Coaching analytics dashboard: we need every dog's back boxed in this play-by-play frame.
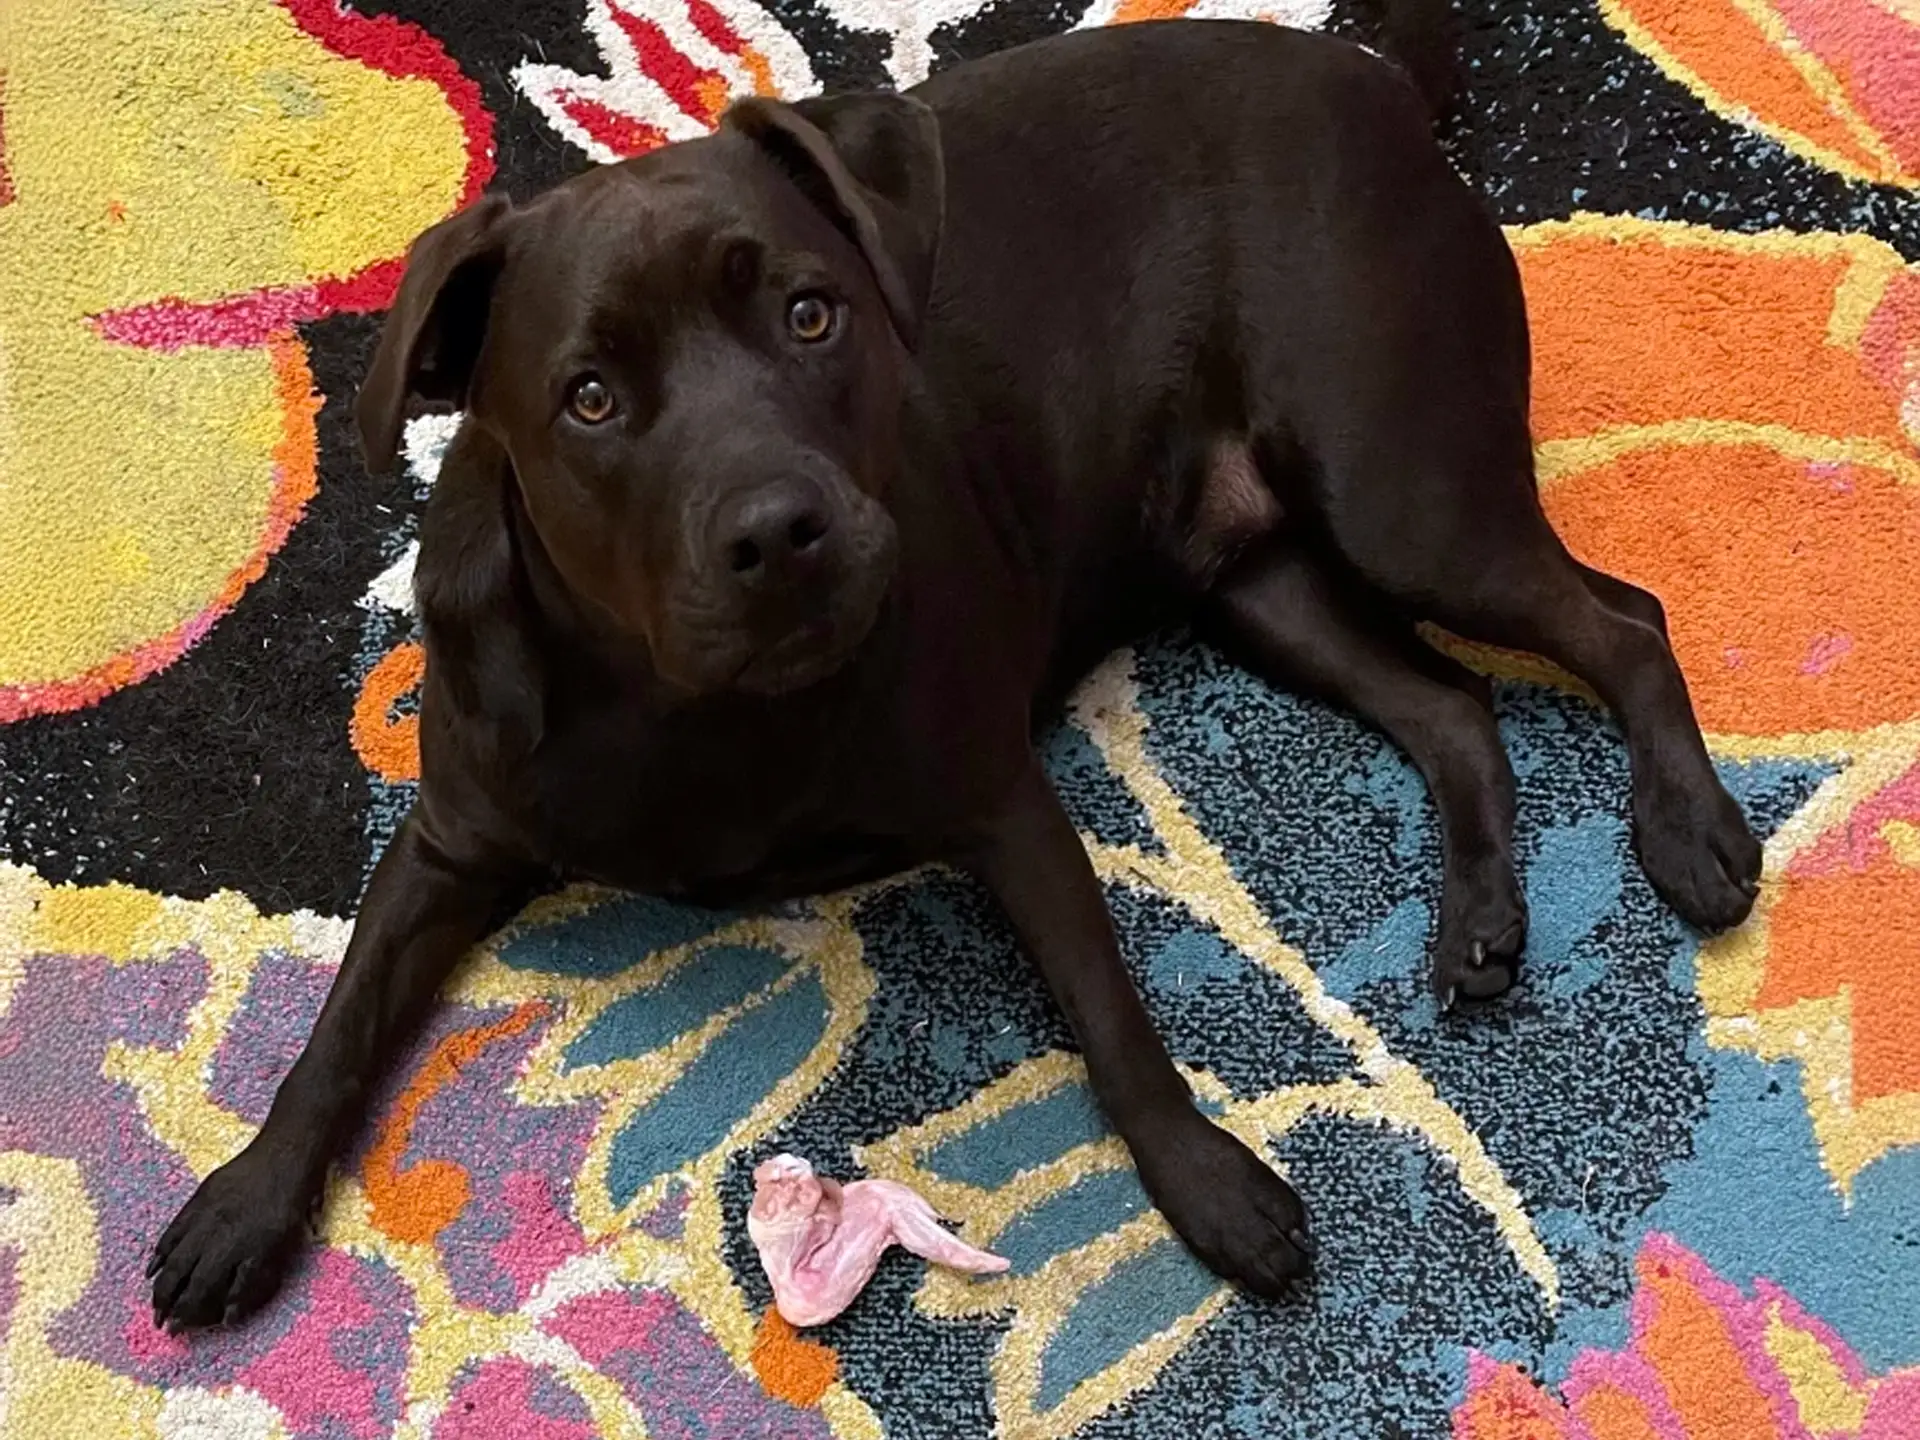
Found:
[901,21,1513,690]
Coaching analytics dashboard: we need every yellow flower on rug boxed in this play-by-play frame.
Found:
[0,0,486,722]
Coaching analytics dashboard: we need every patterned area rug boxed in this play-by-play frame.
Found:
[3,0,1920,1435]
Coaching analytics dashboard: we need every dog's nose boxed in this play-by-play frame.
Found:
[717,482,834,587]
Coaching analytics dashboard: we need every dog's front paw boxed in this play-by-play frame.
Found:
[148,1151,310,1331]
[1634,773,1762,933]
[1433,869,1528,1009]
[1141,1117,1312,1299]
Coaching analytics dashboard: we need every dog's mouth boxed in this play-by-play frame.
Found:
[729,505,897,696]
[732,598,882,696]
[653,501,898,698]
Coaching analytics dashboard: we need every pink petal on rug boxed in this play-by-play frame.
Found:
[236,1251,385,1439]
[433,1358,598,1440]
[493,1171,588,1303]
[1863,1371,1920,1440]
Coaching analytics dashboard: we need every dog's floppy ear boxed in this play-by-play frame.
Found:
[413,423,545,751]
[357,193,513,475]
[724,92,945,348]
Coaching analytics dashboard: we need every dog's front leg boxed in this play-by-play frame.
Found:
[148,811,522,1330]
[960,760,1313,1298]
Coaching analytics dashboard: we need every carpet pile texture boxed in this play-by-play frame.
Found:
[2,0,1919,1435]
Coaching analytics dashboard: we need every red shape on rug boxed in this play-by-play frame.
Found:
[609,5,730,123]
[0,73,15,208]
[86,0,495,351]
[560,93,672,157]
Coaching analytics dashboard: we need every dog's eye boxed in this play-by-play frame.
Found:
[568,375,615,424]
[787,293,837,344]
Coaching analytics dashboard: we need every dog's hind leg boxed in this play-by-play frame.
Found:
[1574,559,1669,638]
[1203,539,1525,1004]
[1312,419,1761,934]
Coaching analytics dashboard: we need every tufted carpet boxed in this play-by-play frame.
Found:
[4,0,1920,1435]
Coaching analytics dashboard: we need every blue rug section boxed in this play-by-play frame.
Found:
[609,970,831,1208]
[1648,1049,1920,1377]
[995,1170,1155,1277]
[500,894,738,977]
[563,946,792,1071]
[1038,1240,1224,1411]
[688,637,1834,1440]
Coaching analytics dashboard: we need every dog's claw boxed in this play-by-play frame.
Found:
[1469,940,1487,967]
[1442,985,1458,1011]
[1286,1226,1316,1261]
[148,1155,307,1331]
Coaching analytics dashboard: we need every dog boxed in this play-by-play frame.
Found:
[149,12,1762,1330]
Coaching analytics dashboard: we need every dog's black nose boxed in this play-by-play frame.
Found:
[717,482,833,586]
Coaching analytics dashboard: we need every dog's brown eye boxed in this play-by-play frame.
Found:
[568,376,614,423]
[787,294,836,344]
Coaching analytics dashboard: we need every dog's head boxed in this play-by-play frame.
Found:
[357,93,944,698]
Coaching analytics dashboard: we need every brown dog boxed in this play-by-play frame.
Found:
[150,14,1760,1330]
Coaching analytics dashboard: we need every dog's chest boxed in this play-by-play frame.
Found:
[506,703,918,904]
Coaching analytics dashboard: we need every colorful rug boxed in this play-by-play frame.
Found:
[3,0,1920,1435]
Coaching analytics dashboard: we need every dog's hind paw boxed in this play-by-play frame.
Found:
[1634,775,1762,934]
[1432,874,1526,1008]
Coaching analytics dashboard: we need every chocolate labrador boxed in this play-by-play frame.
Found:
[150,12,1761,1329]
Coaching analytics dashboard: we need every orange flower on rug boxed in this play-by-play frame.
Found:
[1514,215,1920,742]
[1597,0,1920,186]
[1454,1235,1920,1439]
